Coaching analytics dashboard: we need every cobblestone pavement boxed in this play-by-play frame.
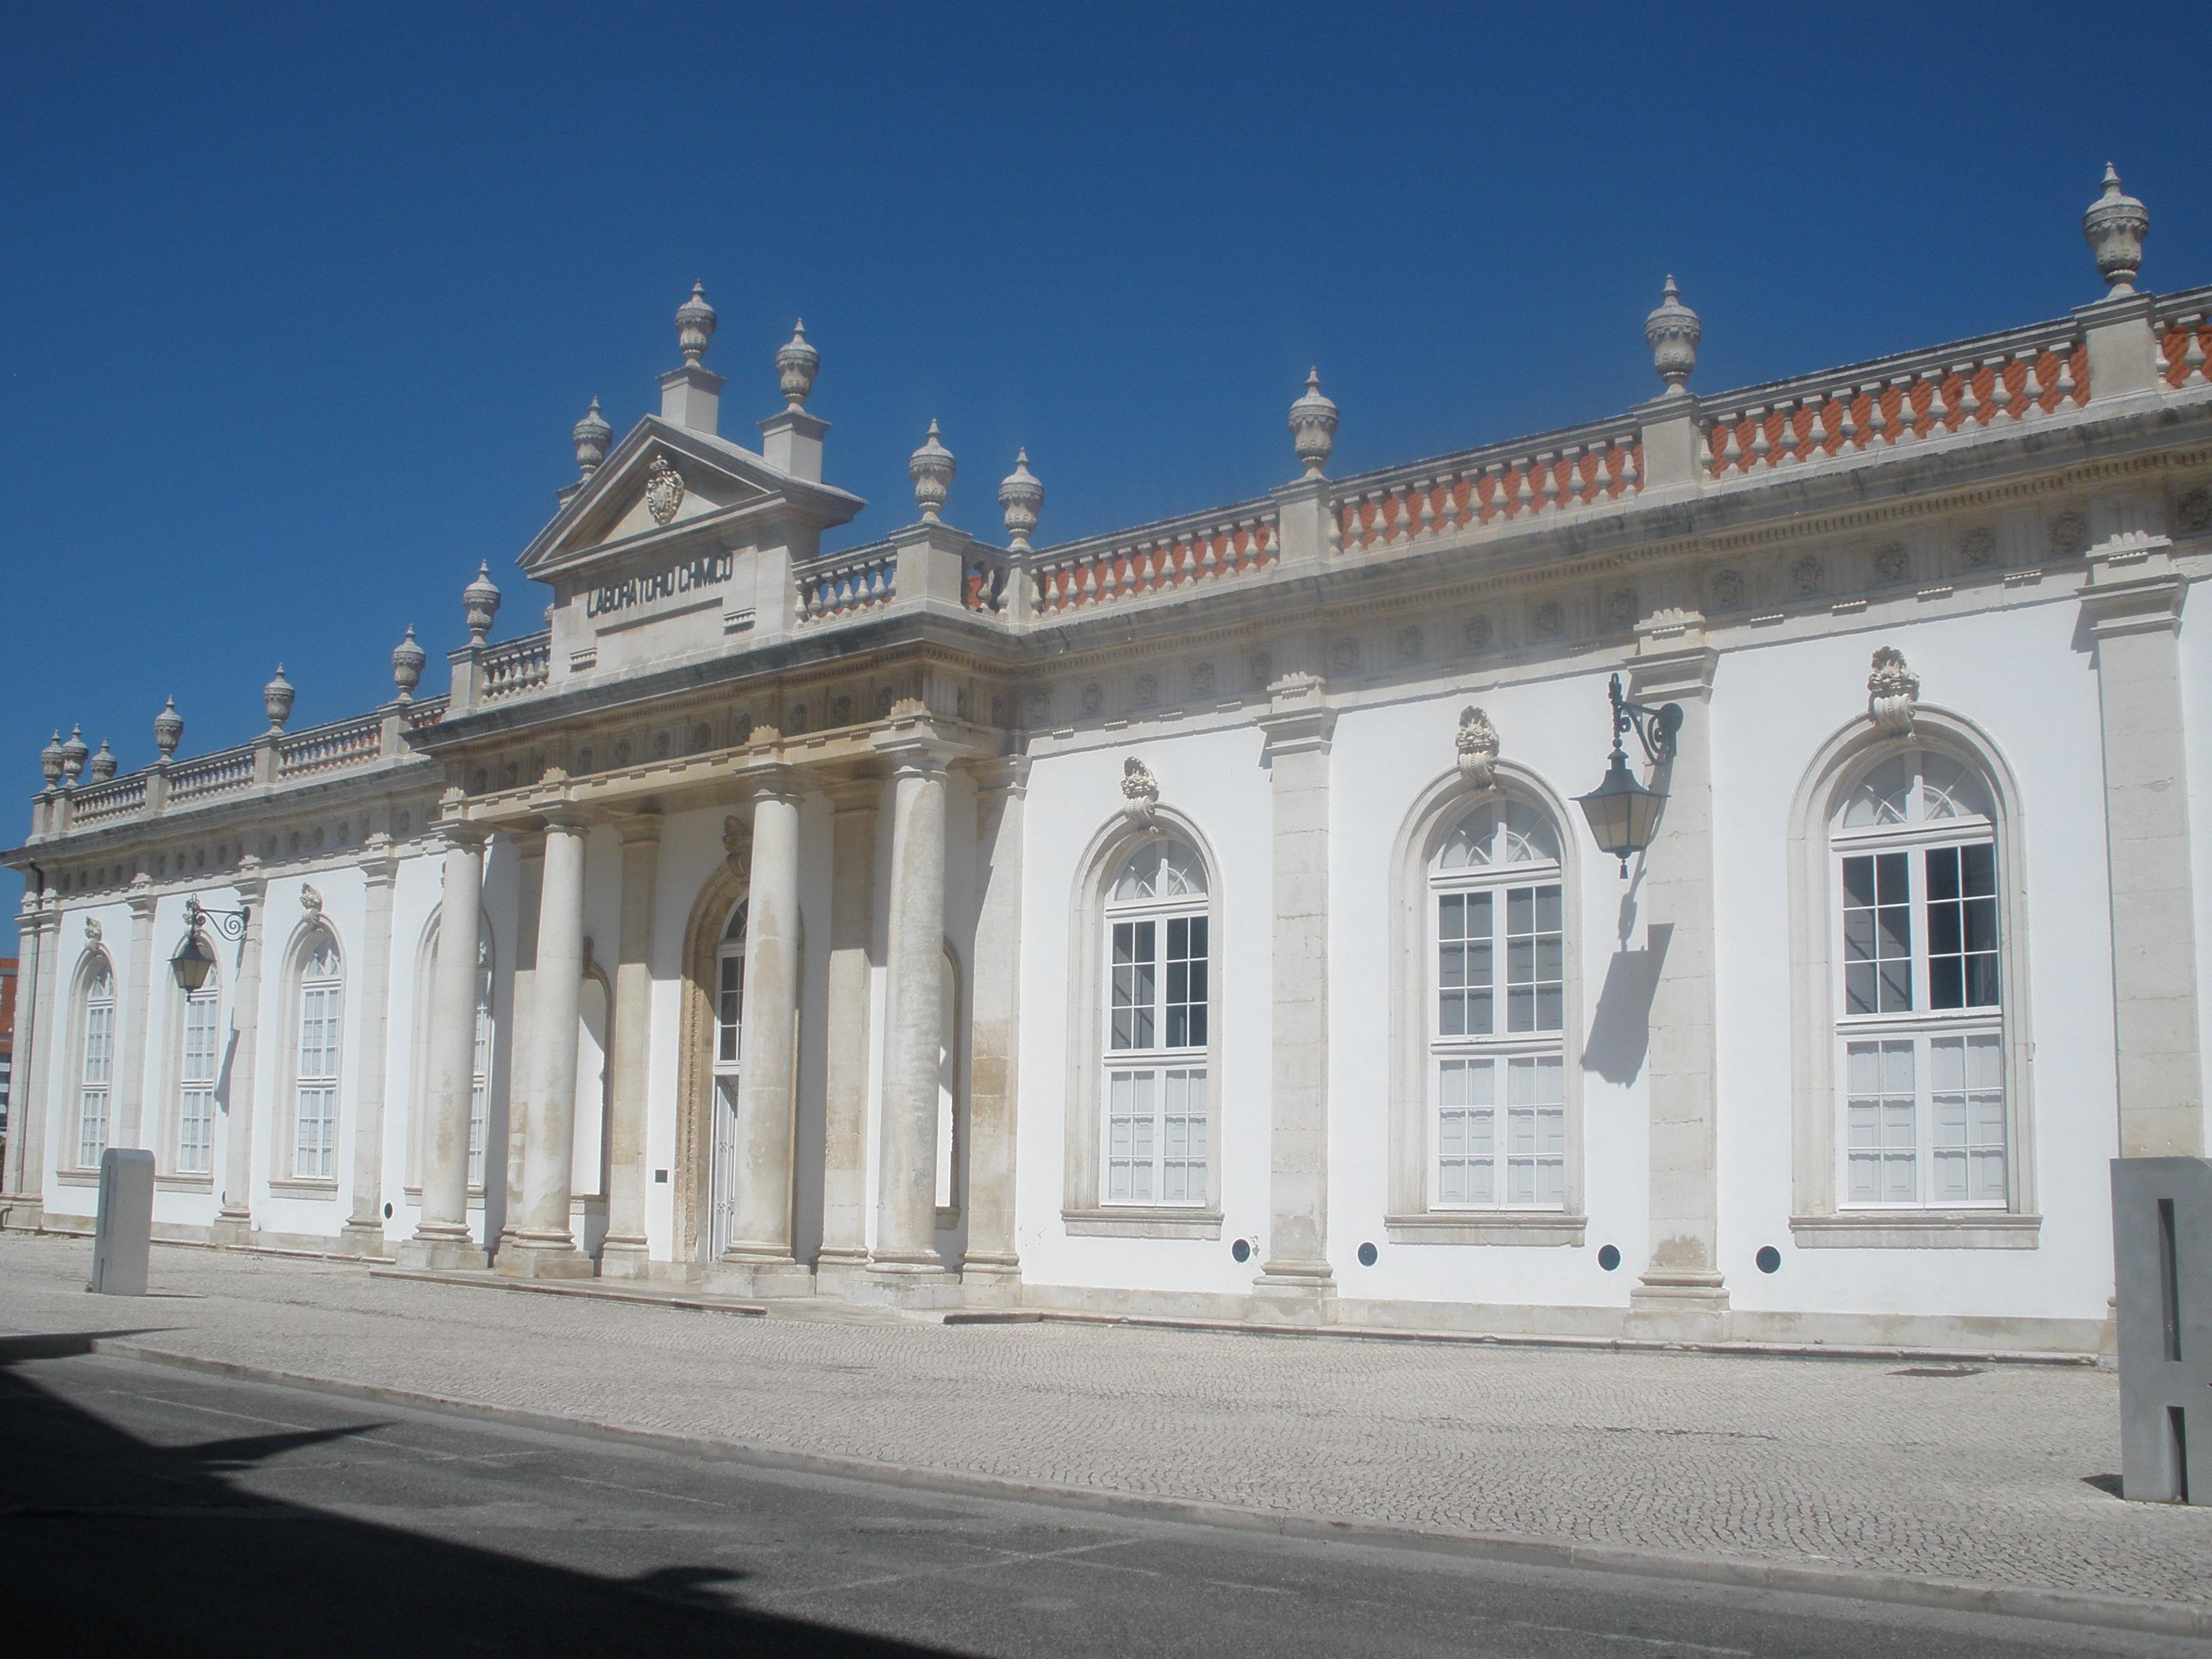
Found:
[4,1235,2206,1611]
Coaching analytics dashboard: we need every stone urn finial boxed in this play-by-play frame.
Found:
[40,730,65,786]
[89,739,117,782]
[1289,367,1338,477]
[999,448,1043,552]
[1867,646,1921,736]
[776,319,820,410]
[675,281,717,365]
[571,397,611,478]
[1645,276,1701,396]
[1120,756,1160,825]
[263,665,295,731]
[154,696,183,760]
[464,560,502,644]
[392,626,426,701]
[59,724,89,784]
[2083,164,2148,295]
[909,419,956,522]
[1456,706,1500,792]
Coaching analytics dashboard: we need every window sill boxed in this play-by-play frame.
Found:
[1789,1212,2041,1249]
[266,1177,342,1200]
[53,1168,100,1189]
[1384,1212,1586,1247]
[1063,1206,1222,1240]
[156,1174,214,1193]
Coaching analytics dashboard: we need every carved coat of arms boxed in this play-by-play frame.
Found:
[644,455,685,525]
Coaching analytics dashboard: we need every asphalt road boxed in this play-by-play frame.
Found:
[0,1332,2196,1659]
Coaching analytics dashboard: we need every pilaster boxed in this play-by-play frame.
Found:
[1252,674,1337,1324]
[962,756,1029,1303]
[0,895,54,1230]
[340,834,400,1255]
[210,858,268,1249]
[598,811,661,1279]
[1623,626,1729,1338]
[117,877,158,1151]
[2081,544,2203,1156]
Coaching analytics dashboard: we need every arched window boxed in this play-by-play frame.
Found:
[176,951,220,1176]
[1830,749,2004,1209]
[1429,800,1565,1210]
[293,930,344,1180]
[708,903,746,1258]
[465,935,494,1189]
[1102,839,1209,1204]
[77,958,117,1168]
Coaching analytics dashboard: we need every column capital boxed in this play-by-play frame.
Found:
[1256,673,1335,754]
[125,874,159,921]
[737,760,811,806]
[533,802,588,837]
[877,737,958,780]
[1627,639,1719,704]
[614,808,664,846]
[357,831,399,885]
[825,775,884,814]
[966,754,1031,798]
[2081,567,2187,640]
[230,854,269,904]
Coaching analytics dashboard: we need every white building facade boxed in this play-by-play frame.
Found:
[5,172,2208,1353]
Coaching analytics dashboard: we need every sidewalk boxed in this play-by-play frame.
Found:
[3,1234,2205,1631]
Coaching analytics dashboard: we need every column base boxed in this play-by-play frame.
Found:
[596,1236,654,1281]
[958,1252,1025,1307]
[0,1197,45,1234]
[704,1254,815,1298]
[1626,1269,1731,1341]
[396,1226,489,1272]
[209,1209,255,1250]
[335,1219,392,1258]
[812,1246,871,1298]
[494,1231,594,1279]
[855,1255,964,1311]
[1250,1261,1336,1326]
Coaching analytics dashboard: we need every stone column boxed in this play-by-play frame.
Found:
[340,834,399,1254]
[962,758,1028,1303]
[817,779,879,1292]
[118,878,158,1151]
[210,857,269,1248]
[721,773,809,1292]
[501,810,592,1278]
[499,834,544,1244]
[399,826,489,1271]
[599,813,659,1279]
[1,894,52,1229]
[1253,676,1336,1322]
[1625,634,1729,1338]
[867,749,956,1304]
[2082,556,2203,1156]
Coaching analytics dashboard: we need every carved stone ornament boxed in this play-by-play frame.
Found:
[391,626,426,700]
[644,454,685,526]
[675,281,717,366]
[2083,164,2148,295]
[464,562,502,643]
[571,397,612,478]
[1120,757,1160,824]
[775,320,819,410]
[1875,542,1909,582]
[85,917,102,945]
[1288,368,1338,476]
[60,724,89,783]
[2049,510,2091,558]
[89,739,117,782]
[909,421,955,522]
[998,447,1043,551]
[301,883,324,916]
[263,665,295,731]
[40,731,65,785]
[1645,276,1701,395]
[1959,527,1996,569]
[721,815,752,872]
[1455,706,1501,792]
[1867,646,1921,736]
[154,697,184,758]
[2177,488,2212,535]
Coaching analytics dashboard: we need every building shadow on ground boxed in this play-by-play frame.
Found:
[0,1332,962,1658]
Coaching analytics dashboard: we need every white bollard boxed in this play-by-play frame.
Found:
[89,1148,155,1296]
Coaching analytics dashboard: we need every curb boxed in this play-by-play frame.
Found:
[87,1336,2207,1643]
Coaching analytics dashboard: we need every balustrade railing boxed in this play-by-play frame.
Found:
[278,712,383,779]
[167,746,256,804]
[1335,425,1643,553]
[70,773,149,825]
[2156,285,2212,390]
[1700,325,2088,479]
[480,631,551,701]
[798,543,897,621]
[1028,507,1278,614]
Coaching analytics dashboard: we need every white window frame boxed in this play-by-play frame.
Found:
[176,977,220,1177]
[291,934,344,1182]
[76,960,116,1169]
[708,903,745,1261]
[466,936,494,1190]
[1101,844,1210,1207]
[1427,805,1568,1213]
[1830,757,2005,1213]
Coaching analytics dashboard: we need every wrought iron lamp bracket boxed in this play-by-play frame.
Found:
[1605,673,1682,766]
[184,895,249,941]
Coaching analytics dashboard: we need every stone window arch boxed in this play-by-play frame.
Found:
[1787,712,2039,1248]
[279,923,345,1184]
[1062,813,1223,1237]
[674,844,752,1267]
[67,947,117,1172]
[1387,766,1586,1246]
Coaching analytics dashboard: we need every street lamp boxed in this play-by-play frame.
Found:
[1575,673,1683,877]
[171,897,248,991]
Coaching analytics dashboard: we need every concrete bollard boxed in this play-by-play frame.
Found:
[89,1147,156,1296]
[2111,1157,2211,1502]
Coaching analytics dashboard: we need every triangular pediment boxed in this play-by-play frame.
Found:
[519,416,861,578]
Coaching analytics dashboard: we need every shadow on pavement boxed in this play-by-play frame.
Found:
[0,1332,964,1657]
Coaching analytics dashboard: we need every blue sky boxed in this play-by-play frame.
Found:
[4,1,2207,946]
